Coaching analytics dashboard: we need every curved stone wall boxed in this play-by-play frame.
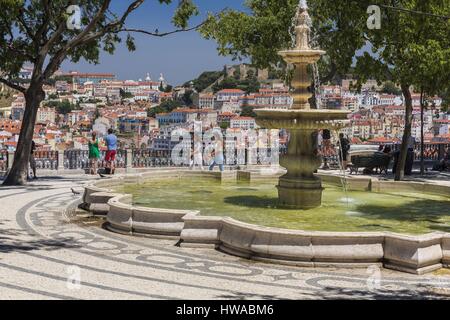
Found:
[81,168,450,275]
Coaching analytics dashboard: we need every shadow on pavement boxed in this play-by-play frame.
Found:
[0,237,81,254]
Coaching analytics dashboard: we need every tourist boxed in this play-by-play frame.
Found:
[442,148,450,171]
[209,139,224,172]
[321,129,332,169]
[29,140,37,180]
[405,135,416,175]
[393,136,416,175]
[88,132,100,175]
[338,133,350,170]
[104,128,118,175]
[433,147,449,172]
[190,142,204,170]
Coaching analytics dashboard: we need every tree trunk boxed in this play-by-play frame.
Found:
[2,84,45,185]
[395,84,413,181]
[420,91,425,176]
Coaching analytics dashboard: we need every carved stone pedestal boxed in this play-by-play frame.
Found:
[277,129,322,209]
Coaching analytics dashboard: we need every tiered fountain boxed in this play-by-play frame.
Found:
[255,0,350,209]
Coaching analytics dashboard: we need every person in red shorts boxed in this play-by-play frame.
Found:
[104,128,118,175]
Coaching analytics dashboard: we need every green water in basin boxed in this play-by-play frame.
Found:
[115,178,450,235]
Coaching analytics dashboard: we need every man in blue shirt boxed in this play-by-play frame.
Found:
[104,129,118,174]
[209,139,224,172]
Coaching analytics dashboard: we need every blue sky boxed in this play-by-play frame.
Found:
[62,0,247,86]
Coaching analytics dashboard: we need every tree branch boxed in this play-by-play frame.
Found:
[0,78,26,93]
[42,0,112,79]
[16,9,36,42]
[35,0,52,45]
[7,45,35,62]
[118,21,208,37]
[320,61,337,84]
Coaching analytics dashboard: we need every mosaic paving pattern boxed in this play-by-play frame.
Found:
[1,176,450,299]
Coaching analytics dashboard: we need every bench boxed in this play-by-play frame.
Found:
[349,152,392,175]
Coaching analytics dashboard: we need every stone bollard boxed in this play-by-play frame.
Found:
[57,150,65,172]
[7,151,14,169]
[126,149,133,173]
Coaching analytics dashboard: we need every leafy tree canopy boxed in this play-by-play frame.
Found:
[213,74,261,94]
[240,105,257,118]
[147,99,182,117]
[381,81,402,95]
[44,99,79,114]
[200,0,450,88]
[184,70,224,92]
[201,0,450,181]
[0,0,205,92]
[182,89,194,106]
[0,0,211,185]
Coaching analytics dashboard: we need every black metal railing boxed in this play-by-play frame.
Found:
[376,143,449,161]
[64,149,127,170]
[132,149,173,167]
[2,143,448,172]
[34,151,58,170]
[0,150,8,172]
[318,143,449,170]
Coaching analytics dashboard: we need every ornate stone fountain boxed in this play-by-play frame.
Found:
[255,0,350,209]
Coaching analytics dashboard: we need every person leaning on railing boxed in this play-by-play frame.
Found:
[88,132,100,175]
[28,140,37,180]
[433,147,450,172]
[338,133,351,170]
[104,128,118,175]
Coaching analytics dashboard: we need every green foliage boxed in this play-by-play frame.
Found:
[233,68,241,80]
[44,100,78,115]
[54,75,74,83]
[201,0,450,181]
[0,87,15,109]
[0,0,200,85]
[406,40,450,102]
[240,105,257,118]
[164,84,173,93]
[184,71,224,92]
[200,0,298,69]
[94,108,101,119]
[182,89,194,106]
[120,89,134,99]
[213,77,238,92]
[201,0,450,90]
[381,81,402,95]
[47,93,59,100]
[147,100,182,118]
[440,88,450,112]
[213,75,260,94]
[171,0,199,29]
[219,121,229,130]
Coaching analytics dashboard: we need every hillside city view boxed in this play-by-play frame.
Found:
[1,64,448,170]
[0,0,449,308]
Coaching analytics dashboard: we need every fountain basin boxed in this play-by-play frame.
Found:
[81,169,450,274]
[113,175,450,234]
[278,49,325,64]
[255,109,350,130]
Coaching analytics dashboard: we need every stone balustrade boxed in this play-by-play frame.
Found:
[0,143,448,175]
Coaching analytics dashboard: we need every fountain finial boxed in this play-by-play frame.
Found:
[299,0,308,10]
[255,0,350,209]
[294,0,312,50]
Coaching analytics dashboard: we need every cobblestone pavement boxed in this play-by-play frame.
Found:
[1,175,450,300]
